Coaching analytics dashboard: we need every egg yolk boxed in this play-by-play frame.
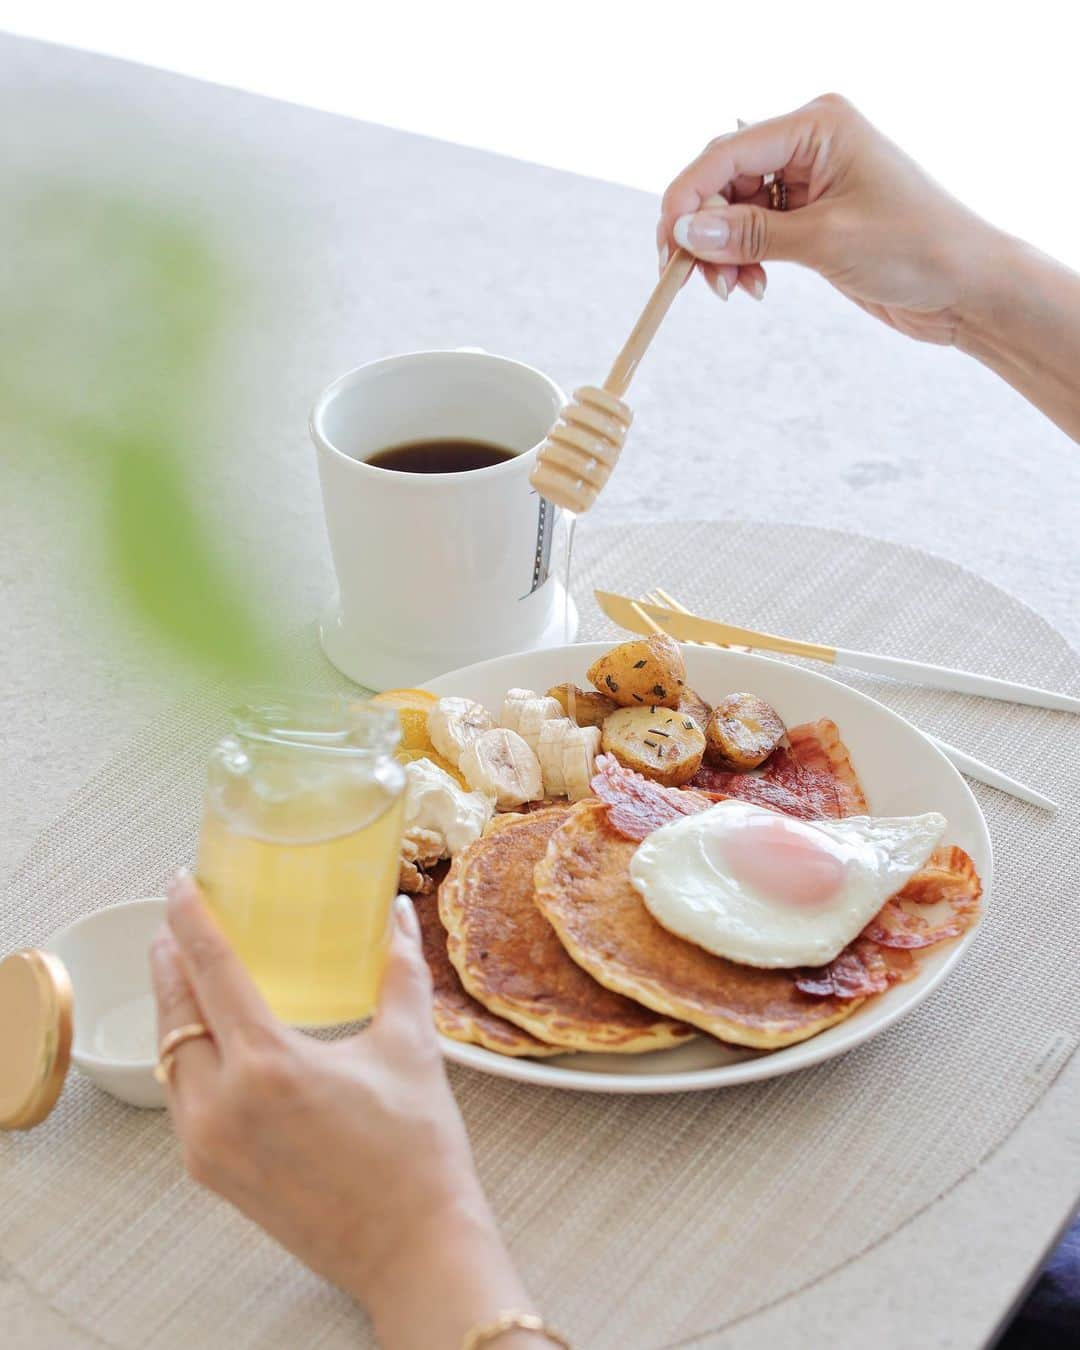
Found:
[707,814,847,908]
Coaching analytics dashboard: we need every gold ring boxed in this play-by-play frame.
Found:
[768,176,789,211]
[154,1022,212,1085]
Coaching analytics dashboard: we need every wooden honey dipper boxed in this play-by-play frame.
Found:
[530,241,701,513]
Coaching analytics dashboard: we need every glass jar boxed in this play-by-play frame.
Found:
[196,694,405,1026]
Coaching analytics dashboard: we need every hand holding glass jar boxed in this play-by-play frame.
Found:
[196,694,406,1027]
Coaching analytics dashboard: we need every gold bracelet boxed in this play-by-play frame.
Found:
[461,1310,571,1349]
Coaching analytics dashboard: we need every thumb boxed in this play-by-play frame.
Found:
[673,202,819,266]
[372,895,436,1039]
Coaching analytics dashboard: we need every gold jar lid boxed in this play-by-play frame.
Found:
[0,949,73,1130]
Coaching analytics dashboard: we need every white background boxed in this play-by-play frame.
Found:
[3,0,1078,267]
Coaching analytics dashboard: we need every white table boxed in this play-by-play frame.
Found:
[2,32,1078,1348]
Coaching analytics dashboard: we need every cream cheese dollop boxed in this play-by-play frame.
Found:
[403,757,493,858]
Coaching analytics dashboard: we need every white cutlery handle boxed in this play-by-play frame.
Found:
[836,647,1080,714]
[928,735,1057,811]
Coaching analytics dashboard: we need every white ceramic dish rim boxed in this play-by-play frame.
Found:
[46,896,166,1073]
[421,642,994,1094]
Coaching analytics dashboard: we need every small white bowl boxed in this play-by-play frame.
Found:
[46,898,167,1109]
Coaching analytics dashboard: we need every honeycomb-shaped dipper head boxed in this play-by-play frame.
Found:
[529,386,633,513]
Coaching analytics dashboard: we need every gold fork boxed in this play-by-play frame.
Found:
[638,589,746,652]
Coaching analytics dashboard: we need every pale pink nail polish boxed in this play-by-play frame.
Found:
[394,893,420,938]
[673,211,731,254]
[166,866,193,897]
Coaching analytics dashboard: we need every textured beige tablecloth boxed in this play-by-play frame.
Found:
[3,522,1078,1350]
[5,29,1080,1348]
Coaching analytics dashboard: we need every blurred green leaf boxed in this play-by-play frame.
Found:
[103,432,271,678]
[2,183,278,681]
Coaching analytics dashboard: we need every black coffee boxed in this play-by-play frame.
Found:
[365,438,517,474]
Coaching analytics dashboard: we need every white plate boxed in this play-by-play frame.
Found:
[423,644,993,1093]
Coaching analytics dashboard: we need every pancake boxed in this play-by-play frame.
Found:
[533,802,861,1050]
[412,884,559,1058]
[439,806,692,1053]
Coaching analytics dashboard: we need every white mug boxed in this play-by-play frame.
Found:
[310,349,578,689]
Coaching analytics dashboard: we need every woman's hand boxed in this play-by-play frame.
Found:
[659,94,1080,441]
[151,873,537,1350]
[658,94,1005,344]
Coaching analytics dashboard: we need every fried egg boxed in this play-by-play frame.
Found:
[629,799,947,968]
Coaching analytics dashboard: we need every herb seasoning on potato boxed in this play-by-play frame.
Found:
[586,635,686,710]
[601,705,705,786]
[677,687,711,732]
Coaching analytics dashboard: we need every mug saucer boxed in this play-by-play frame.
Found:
[319,583,579,689]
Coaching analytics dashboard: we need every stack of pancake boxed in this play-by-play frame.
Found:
[415,808,694,1057]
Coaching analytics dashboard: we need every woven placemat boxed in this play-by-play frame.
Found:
[2,522,1078,1350]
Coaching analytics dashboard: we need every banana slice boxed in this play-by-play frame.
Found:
[501,689,564,752]
[536,719,601,800]
[500,688,536,735]
[516,696,565,751]
[428,696,495,768]
[561,725,602,801]
[459,728,543,808]
[536,719,569,797]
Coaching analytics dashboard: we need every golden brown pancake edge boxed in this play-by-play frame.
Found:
[439,806,694,1054]
[413,887,560,1058]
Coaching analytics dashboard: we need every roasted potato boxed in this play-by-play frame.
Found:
[601,705,705,787]
[546,683,617,728]
[586,635,686,709]
[704,692,785,771]
[678,686,711,732]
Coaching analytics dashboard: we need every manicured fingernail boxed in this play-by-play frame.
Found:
[751,278,765,301]
[658,242,670,273]
[709,272,729,301]
[673,211,730,255]
[167,866,193,897]
[394,894,420,938]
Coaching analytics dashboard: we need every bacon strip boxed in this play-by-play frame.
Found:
[591,755,711,842]
[799,846,981,997]
[786,720,869,816]
[760,746,843,819]
[689,762,824,821]
[862,846,982,949]
[796,938,890,999]
[689,719,867,821]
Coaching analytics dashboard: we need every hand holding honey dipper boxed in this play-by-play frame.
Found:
[533,96,1079,515]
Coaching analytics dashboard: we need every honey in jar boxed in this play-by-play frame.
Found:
[196,694,405,1026]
